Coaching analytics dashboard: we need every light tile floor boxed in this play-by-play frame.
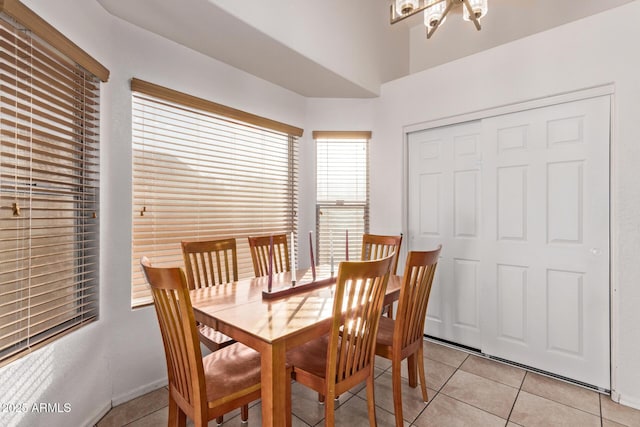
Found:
[96,340,640,426]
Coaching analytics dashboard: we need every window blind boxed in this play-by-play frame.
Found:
[0,2,106,365]
[314,131,370,265]
[131,80,301,307]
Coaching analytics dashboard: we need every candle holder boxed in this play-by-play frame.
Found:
[262,276,336,300]
[262,269,336,300]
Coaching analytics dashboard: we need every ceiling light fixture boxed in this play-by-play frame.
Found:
[391,0,488,39]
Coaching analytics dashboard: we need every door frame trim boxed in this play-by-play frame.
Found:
[401,83,616,394]
[402,83,614,134]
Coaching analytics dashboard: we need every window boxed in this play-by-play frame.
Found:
[131,79,302,307]
[314,131,370,265]
[0,1,108,364]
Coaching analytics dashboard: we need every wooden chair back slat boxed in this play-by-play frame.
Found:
[248,234,290,277]
[181,238,239,290]
[360,234,403,274]
[141,256,266,425]
[140,257,207,410]
[372,247,441,427]
[395,247,441,351]
[328,255,393,388]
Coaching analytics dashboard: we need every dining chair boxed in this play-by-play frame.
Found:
[181,238,238,290]
[374,247,441,427]
[181,238,238,350]
[287,255,394,426]
[140,257,280,427]
[360,233,403,274]
[248,233,290,277]
[361,233,403,317]
[181,238,243,424]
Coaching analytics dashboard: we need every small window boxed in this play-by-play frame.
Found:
[314,131,370,265]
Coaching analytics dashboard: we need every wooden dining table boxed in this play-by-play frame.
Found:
[190,264,401,427]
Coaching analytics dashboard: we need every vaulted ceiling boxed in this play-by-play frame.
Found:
[97,0,634,98]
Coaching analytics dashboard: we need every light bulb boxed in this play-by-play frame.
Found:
[463,0,488,21]
[396,0,419,16]
[424,1,447,29]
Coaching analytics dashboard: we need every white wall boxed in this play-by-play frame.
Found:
[2,1,639,426]
[0,1,114,426]
[0,1,308,426]
[371,1,640,407]
[295,98,377,265]
[211,0,386,95]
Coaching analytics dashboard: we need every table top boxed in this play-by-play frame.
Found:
[190,265,401,345]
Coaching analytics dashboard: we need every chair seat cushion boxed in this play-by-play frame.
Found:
[376,316,395,347]
[287,335,330,379]
[202,342,261,403]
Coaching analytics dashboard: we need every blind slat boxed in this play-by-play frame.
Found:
[131,88,298,307]
[0,1,109,81]
[315,137,370,265]
[0,7,101,365]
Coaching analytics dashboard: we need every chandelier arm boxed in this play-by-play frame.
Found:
[426,0,454,39]
[390,0,448,25]
[462,0,482,31]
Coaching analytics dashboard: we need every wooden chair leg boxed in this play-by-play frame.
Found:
[325,392,336,427]
[391,360,403,427]
[286,372,292,427]
[318,392,325,403]
[366,374,378,427]
[215,415,223,425]
[417,344,429,402]
[241,404,249,422]
[194,412,207,427]
[407,353,418,388]
[168,397,187,427]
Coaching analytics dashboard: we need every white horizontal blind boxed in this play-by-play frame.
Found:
[0,13,101,363]
[132,85,299,307]
[315,132,369,266]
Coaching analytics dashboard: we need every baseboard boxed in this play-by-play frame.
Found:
[111,377,168,407]
[617,393,640,411]
[83,401,112,427]
[611,390,621,403]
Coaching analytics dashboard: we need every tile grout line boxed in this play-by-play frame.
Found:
[504,369,528,426]
[408,391,438,426]
[441,393,513,424]
[121,406,166,427]
[523,390,608,424]
[291,412,312,427]
[599,394,603,427]
[518,380,606,421]
[436,353,531,425]
[407,350,470,425]
[463,357,605,424]
[102,397,168,427]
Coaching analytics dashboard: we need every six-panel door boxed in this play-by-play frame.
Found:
[407,96,610,389]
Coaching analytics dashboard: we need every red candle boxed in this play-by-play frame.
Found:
[268,234,273,292]
[309,231,316,280]
[345,229,349,261]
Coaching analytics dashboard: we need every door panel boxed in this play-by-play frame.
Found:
[480,96,610,389]
[408,121,482,349]
[407,96,610,389]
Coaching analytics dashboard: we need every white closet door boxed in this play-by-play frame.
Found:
[408,121,483,349]
[480,96,610,389]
